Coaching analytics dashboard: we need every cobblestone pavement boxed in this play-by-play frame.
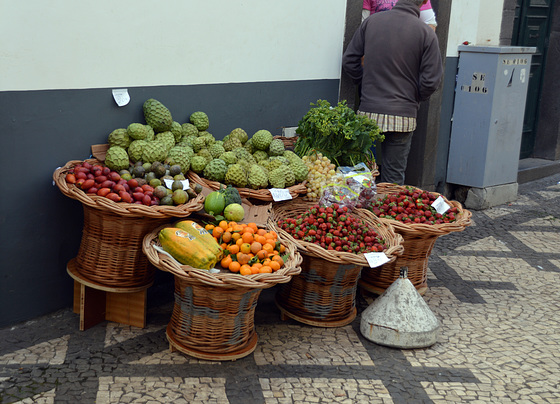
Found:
[1,174,560,403]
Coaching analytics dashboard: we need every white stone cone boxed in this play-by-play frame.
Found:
[360,268,440,349]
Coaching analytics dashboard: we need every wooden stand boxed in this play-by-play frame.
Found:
[67,259,152,331]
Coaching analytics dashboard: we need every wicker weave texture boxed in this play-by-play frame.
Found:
[276,254,362,324]
[168,278,261,355]
[187,171,307,202]
[360,182,473,294]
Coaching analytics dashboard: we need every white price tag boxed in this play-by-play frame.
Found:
[270,188,292,202]
[112,89,130,107]
[364,252,390,268]
[163,178,189,190]
[431,196,450,214]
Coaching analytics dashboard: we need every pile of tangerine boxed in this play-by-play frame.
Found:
[205,221,287,276]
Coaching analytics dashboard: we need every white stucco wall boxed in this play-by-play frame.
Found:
[447,0,505,57]
[0,1,347,91]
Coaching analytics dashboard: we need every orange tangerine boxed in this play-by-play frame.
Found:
[236,237,244,247]
[205,224,215,231]
[219,220,229,230]
[257,228,267,236]
[255,235,267,245]
[251,262,263,271]
[222,231,232,243]
[250,266,260,274]
[278,243,286,254]
[240,243,252,254]
[241,232,254,244]
[212,226,224,239]
[237,252,250,265]
[239,266,252,276]
[271,255,285,267]
[229,221,238,228]
[263,243,274,254]
[259,265,273,274]
[256,249,268,261]
[229,261,241,273]
[233,224,244,233]
[250,242,262,254]
[221,255,233,269]
[227,244,240,255]
[262,258,272,267]
[231,232,241,242]
[221,243,228,250]
[247,222,258,233]
[269,261,281,271]
[240,264,251,273]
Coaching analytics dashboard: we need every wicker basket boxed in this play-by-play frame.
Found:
[142,224,302,361]
[187,170,307,202]
[273,135,298,149]
[359,183,473,295]
[269,200,404,327]
[53,159,205,288]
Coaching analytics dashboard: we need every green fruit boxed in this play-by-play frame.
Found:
[143,98,173,132]
[193,183,203,194]
[154,185,168,200]
[204,191,226,216]
[145,172,157,183]
[173,174,186,181]
[189,111,209,131]
[169,164,182,176]
[149,178,162,188]
[127,123,148,140]
[223,203,245,222]
[252,129,273,151]
[171,180,184,191]
[104,146,130,172]
[172,189,188,205]
[108,128,131,149]
[160,195,174,206]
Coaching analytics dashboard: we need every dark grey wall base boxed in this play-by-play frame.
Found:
[0,79,339,327]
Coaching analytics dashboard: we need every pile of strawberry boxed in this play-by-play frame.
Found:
[277,203,387,253]
[369,187,459,224]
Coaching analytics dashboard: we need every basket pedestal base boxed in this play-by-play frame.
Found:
[68,259,152,331]
[276,296,357,327]
[166,325,258,362]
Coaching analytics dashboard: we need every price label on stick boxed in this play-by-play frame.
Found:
[431,196,451,214]
[270,188,292,202]
[364,252,390,268]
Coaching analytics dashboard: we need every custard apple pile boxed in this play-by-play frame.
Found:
[192,127,308,191]
[102,98,308,193]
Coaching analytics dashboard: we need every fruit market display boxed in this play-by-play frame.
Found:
[64,160,202,206]
[369,187,460,225]
[277,203,388,253]
[158,220,288,276]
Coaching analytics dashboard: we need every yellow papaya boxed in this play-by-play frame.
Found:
[174,220,223,260]
[158,227,219,270]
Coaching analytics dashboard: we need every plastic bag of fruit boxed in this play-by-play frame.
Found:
[319,163,376,210]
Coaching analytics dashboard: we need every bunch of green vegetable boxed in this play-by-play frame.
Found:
[293,99,384,167]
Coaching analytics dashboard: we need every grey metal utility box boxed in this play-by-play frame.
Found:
[447,46,535,188]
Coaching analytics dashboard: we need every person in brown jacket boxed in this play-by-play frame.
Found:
[342,0,443,185]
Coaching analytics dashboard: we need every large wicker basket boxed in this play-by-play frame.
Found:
[269,200,404,327]
[187,171,307,202]
[359,183,473,295]
[142,224,302,361]
[53,159,204,288]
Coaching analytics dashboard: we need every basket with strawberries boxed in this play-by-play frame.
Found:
[360,183,472,296]
[269,200,404,327]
